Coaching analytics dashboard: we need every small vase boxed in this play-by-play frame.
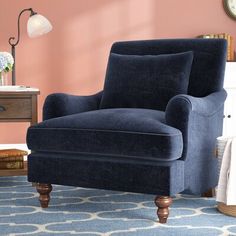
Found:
[0,72,8,86]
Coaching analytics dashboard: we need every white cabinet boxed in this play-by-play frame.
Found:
[223,88,236,136]
[223,62,236,136]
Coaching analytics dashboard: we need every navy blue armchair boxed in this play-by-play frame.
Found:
[27,39,227,223]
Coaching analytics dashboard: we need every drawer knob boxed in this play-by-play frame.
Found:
[0,106,6,112]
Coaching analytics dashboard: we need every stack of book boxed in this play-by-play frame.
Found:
[197,33,234,61]
[0,149,28,169]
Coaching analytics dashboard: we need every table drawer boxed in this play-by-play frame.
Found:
[0,98,31,119]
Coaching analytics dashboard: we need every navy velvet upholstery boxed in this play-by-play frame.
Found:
[27,109,183,161]
[27,38,227,197]
[28,152,185,195]
[110,39,226,97]
[166,89,227,193]
[100,52,193,111]
[43,91,103,120]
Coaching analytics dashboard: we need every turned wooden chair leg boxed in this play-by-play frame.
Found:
[36,183,52,208]
[201,188,216,197]
[155,196,173,223]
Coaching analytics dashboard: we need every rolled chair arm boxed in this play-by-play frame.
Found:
[43,91,103,120]
[165,89,227,159]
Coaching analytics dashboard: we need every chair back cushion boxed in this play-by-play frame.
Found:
[108,38,227,97]
[100,51,193,110]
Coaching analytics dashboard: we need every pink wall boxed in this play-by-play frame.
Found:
[0,0,235,144]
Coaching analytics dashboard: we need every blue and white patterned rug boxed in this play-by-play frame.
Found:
[0,176,236,236]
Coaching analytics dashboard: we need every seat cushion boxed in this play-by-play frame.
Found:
[27,108,183,161]
[100,51,193,111]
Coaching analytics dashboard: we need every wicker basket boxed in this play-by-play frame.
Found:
[218,202,236,217]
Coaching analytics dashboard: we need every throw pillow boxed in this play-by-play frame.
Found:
[100,51,193,111]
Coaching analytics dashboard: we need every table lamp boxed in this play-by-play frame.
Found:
[8,8,52,85]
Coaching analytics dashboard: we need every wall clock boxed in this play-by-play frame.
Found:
[224,0,236,20]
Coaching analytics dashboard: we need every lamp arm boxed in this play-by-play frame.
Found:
[8,7,36,85]
[8,8,36,47]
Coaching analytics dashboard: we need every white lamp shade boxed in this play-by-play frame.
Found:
[27,14,52,38]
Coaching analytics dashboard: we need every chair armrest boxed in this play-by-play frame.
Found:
[43,91,103,120]
[165,89,227,159]
[166,89,227,117]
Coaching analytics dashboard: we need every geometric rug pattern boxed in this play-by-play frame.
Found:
[0,176,236,236]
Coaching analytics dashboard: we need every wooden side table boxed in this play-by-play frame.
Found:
[0,87,40,176]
